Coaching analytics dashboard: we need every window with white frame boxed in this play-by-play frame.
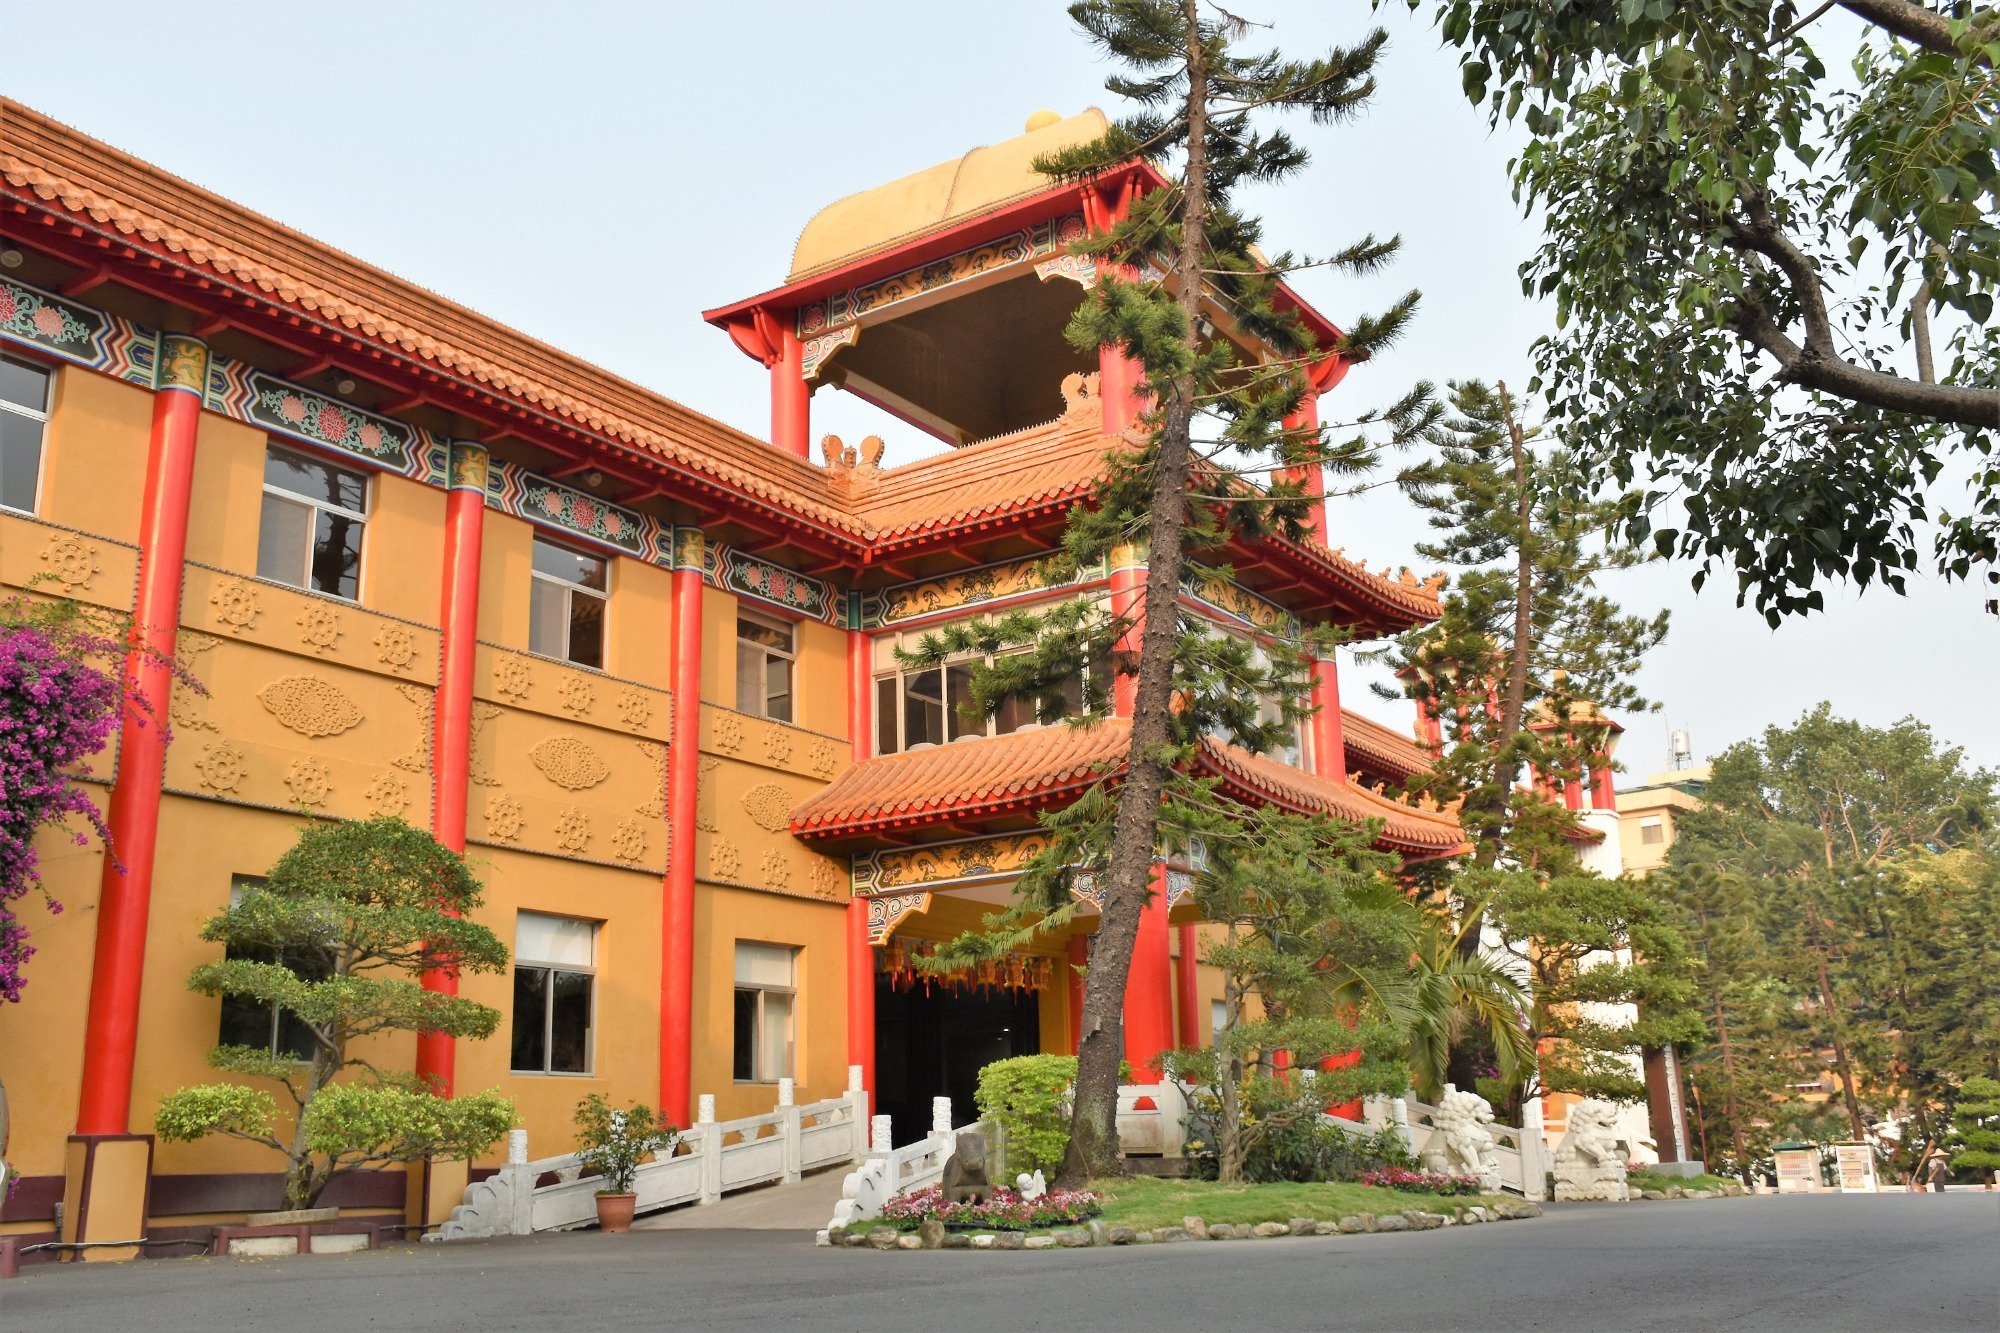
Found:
[1640,817,1666,846]
[736,611,795,722]
[0,354,52,516]
[870,630,1089,756]
[733,942,797,1083]
[257,441,368,600]
[215,876,329,1062]
[529,535,608,669]
[511,912,597,1075]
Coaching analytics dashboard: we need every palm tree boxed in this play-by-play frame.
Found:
[1393,908,1534,1104]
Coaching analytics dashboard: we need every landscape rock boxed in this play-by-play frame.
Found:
[942,1234,971,1249]
[1251,1222,1291,1238]
[1512,1202,1542,1218]
[1108,1227,1139,1245]
[993,1232,1026,1250]
[1087,1220,1110,1246]
[815,1230,832,1247]
[1642,1189,1667,1200]
[1314,1220,1341,1236]
[1403,1211,1446,1230]
[1053,1228,1092,1248]
[1336,1216,1368,1235]
[1182,1215,1210,1240]
[1463,1207,1486,1224]
[1666,1186,1684,1199]
[1374,1214,1410,1232]
[970,1234,997,1249]
[919,1219,946,1250]
[1288,1217,1317,1236]
[1154,1227,1192,1243]
[895,1234,924,1250]
[1025,1235,1056,1250]
[1132,1230,1155,1244]
[1492,1203,1516,1220]
[841,1232,868,1248]
[867,1228,899,1251]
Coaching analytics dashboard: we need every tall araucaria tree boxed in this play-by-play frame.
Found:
[1403,0,2000,618]
[910,0,1432,1184]
[154,817,515,1210]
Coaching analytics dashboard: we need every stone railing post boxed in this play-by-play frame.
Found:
[697,1094,722,1205]
[870,1114,893,1154]
[931,1096,954,1140]
[846,1065,869,1165]
[505,1128,533,1236]
[1390,1095,1413,1157]
[778,1078,802,1185]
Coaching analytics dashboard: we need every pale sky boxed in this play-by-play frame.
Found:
[10,0,1993,776]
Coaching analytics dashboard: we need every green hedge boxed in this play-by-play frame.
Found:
[975,1055,1077,1178]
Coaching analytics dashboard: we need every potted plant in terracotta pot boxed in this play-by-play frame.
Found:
[573,1094,676,1233]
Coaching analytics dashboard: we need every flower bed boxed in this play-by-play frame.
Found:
[878,1185,1102,1232]
[1359,1167,1486,1196]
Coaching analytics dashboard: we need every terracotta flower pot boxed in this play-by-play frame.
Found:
[595,1192,637,1233]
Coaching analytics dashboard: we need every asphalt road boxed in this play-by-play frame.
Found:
[7,1193,1995,1331]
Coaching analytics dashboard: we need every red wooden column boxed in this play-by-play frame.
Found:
[74,334,207,1139]
[1589,753,1617,811]
[844,617,876,1099]
[1309,655,1346,784]
[770,319,809,459]
[1279,390,1328,544]
[1174,923,1202,1049]
[1086,174,1148,437]
[1123,864,1177,1083]
[416,442,489,1097]
[1107,543,1144,718]
[661,530,706,1126]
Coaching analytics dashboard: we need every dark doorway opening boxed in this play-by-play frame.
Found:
[875,974,1040,1146]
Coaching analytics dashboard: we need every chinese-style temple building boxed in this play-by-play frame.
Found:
[0,101,1463,1256]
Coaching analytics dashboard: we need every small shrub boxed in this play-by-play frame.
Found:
[1177,1075,1416,1184]
[975,1054,1077,1178]
[877,1184,1102,1231]
[573,1095,677,1196]
[1360,1166,1485,1196]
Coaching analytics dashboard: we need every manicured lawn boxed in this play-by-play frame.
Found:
[1632,1168,1744,1184]
[1088,1176,1511,1231]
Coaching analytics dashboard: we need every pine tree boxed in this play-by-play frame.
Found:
[1950,1076,2000,1179]
[912,1,1429,1184]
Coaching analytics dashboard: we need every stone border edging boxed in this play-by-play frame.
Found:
[819,1200,1543,1251]
[1629,1183,1751,1201]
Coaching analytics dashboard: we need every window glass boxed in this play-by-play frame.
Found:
[873,643,1099,755]
[1640,819,1665,846]
[529,537,608,668]
[732,989,758,1082]
[258,443,368,599]
[512,912,598,1075]
[0,355,51,515]
[904,667,945,748]
[759,991,795,1083]
[733,942,797,1082]
[946,662,982,741]
[735,942,796,987]
[875,677,899,757]
[215,875,325,1062]
[736,613,796,721]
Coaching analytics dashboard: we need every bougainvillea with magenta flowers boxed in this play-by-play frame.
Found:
[0,597,164,1002]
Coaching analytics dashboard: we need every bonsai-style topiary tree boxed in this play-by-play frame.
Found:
[572,1094,676,1197]
[1951,1076,2000,1180]
[155,817,514,1210]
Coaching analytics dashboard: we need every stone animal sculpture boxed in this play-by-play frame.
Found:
[939,1129,994,1205]
[1553,1099,1631,1201]
[1427,1087,1503,1192]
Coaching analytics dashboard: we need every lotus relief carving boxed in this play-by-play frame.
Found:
[296,603,342,655]
[807,737,838,778]
[557,674,594,717]
[486,792,525,841]
[554,808,592,853]
[741,783,794,834]
[493,655,532,701]
[193,739,247,793]
[258,676,364,738]
[762,728,793,766]
[810,858,844,900]
[612,818,647,863]
[39,532,99,589]
[209,579,261,635]
[710,837,741,880]
[616,688,652,729]
[364,772,408,817]
[286,757,333,806]
[529,736,611,791]
[760,849,792,890]
[713,713,743,754]
[374,625,418,671]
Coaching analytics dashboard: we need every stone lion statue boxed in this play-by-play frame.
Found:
[1554,1099,1630,1201]
[1426,1087,1503,1192]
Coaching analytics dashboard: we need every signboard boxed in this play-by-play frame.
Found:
[1833,1143,1878,1194]
[1775,1147,1820,1193]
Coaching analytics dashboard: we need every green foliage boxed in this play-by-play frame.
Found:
[976,1055,1080,1178]
[572,1094,678,1196]
[1950,1076,2000,1173]
[1177,1075,1416,1184]
[1407,0,2000,614]
[301,1085,514,1166]
[1483,870,1704,1103]
[1662,705,1996,1155]
[155,816,513,1209]
[154,1083,278,1145]
[1398,908,1536,1105]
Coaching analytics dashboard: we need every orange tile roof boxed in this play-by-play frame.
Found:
[792,721,1129,835]
[792,719,1465,855]
[0,98,1444,632]
[1342,710,1435,781]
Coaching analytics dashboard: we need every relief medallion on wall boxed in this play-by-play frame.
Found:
[528,736,611,791]
[258,675,365,738]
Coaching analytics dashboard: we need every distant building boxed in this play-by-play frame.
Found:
[1616,765,1712,876]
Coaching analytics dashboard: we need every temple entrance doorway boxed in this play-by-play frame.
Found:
[874,973,1039,1145]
